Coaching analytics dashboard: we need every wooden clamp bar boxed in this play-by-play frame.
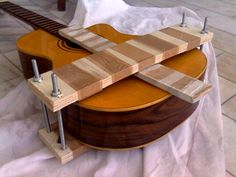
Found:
[28,25,213,112]
[59,25,212,103]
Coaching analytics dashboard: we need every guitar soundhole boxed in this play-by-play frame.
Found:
[57,39,85,52]
[65,40,81,49]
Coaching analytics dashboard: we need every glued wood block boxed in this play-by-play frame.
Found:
[39,128,90,164]
[29,25,213,112]
[135,64,212,103]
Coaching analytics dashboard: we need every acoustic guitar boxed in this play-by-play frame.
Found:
[0,1,207,149]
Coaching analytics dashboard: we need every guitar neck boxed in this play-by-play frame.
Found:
[0,1,66,38]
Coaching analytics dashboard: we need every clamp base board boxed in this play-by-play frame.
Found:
[38,128,91,164]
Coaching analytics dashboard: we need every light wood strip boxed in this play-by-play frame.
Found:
[84,36,107,48]
[63,28,85,38]
[94,42,116,52]
[126,40,162,56]
[150,31,188,53]
[74,32,96,41]
[73,58,113,87]
[105,48,138,65]
[105,48,139,73]
[136,64,212,103]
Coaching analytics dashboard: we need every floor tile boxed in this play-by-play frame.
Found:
[181,0,236,17]
[223,115,236,176]
[0,13,23,28]
[220,0,236,6]
[195,9,236,36]
[0,77,24,99]
[219,77,236,104]
[14,18,34,32]
[210,27,236,56]
[4,50,22,71]
[0,27,29,35]
[214,48,224,57]
[0,42,17,55]
[222,96,236,121]
[217,53,236,83]
[144,0,201,10]
[0,54,21,82]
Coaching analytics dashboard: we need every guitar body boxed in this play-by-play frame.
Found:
[16,24,207,149]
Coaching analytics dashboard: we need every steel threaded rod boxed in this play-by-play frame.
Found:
[201,17,208,34]
[180,12,187,27]
[31,59,42,82]
[31,59,51,133]
[41,102,52,133]
[51,73,62,97]
[56,110,66,150]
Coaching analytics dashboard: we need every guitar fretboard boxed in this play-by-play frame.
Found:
[0,1,65,38]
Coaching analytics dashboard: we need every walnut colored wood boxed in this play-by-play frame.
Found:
[63,91,200,149]
[39,128,90,164]
[29,25,213,112]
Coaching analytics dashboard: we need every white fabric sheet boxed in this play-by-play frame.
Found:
[0,1,225,177]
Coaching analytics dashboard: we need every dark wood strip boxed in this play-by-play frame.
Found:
[54,64,101,91]
[112,43,153,63]
[87,51,131,74]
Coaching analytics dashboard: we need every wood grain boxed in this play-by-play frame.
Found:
[63,92,199,149]
[136,64,212,103]
[29,25,213,112]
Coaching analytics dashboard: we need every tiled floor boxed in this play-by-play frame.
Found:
[0,0,235,176]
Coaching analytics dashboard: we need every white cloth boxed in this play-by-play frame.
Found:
[0,1,225,177]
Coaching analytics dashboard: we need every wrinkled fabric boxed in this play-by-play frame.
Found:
[0,1,224,177]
